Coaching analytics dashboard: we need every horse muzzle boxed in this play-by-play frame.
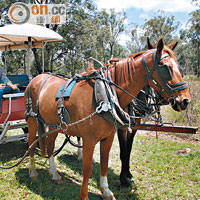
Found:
[169,97,190,112]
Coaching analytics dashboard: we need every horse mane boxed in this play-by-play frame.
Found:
[109,51,147,88]
[80,45,177,89]
[83,51,146,88]
[109,57,133,88]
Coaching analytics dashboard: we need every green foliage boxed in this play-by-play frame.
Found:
[131,135,200,199]
[0,1,199,78]
[0,0,126,76]
[127,10,179,54]
[179,8,200,76]
[142,10,179,44]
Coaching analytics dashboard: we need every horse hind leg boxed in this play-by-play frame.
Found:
[46,128,62,184]
[28,118,38,178]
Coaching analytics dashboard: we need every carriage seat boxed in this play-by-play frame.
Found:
[7,74,29,92]
[0,74,28,122]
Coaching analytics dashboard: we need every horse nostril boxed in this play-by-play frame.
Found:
[169,98,176,106]
[183,98,189,107]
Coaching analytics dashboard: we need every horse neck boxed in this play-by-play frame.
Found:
[109,56,147,108]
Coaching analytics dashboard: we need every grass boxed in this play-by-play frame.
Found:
[0,132,200,200]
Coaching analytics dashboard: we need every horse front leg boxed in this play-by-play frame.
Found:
[117,129,136,188]
[126,130,136,180]
[46,129,62,184]
[80,139,96,200]
[100,135,116,200]
[117,129,129,188]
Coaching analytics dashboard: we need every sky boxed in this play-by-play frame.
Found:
[94,0,198,45]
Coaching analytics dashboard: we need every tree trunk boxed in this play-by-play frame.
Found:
[32,48,42,74]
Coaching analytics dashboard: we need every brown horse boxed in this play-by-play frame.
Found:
[25,38,190,200]
[117,38,189,189]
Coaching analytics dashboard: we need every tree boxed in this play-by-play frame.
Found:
[0,1,28,74]
[127,10,180,54]
[141,10,180,45]
[126,23,145,54]
[0,0,128,76]
[108,9,126,58]
[180,8,200,76]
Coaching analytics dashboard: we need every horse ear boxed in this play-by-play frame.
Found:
[167,40,178,50]
[147,37,155,49]
[156,38,164,57]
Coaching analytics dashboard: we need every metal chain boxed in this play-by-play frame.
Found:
[60,110,97,132]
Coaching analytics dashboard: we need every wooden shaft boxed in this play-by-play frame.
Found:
[133,124,198,134]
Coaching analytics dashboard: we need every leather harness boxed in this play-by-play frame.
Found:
[25,50,189,135]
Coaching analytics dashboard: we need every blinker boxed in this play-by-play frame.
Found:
[158,64,172,82]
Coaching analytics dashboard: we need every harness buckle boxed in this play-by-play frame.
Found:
[96,102,110,113]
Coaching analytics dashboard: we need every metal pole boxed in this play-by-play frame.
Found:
[42,42,44,73]
[27,36,31,79]
[42,42,47,73]
[27,48,31,78]
[4,48,7,74]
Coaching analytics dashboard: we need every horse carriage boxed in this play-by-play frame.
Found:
[0,23,199,200]
[0,23,64,144]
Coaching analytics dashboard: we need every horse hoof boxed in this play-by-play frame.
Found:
[102,191,116,200]
[120,180,136,191]
[29,171,38,179]
[120,185,130,192]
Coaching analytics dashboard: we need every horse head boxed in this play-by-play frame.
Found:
[143,38,190,112]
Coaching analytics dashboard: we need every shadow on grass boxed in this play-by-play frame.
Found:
[15,168,102,200]
[8,142,138,199]
[58,152,138,200]
[0,141,28,162]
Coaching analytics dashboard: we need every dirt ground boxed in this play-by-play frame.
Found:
[137,130,200,144]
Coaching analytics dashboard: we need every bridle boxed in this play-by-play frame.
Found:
[142,49,188,98]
